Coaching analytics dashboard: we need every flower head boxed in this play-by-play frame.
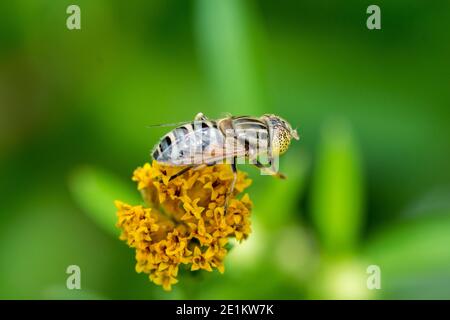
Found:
[116,161,252,291]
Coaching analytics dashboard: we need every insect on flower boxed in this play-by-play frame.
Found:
[151,113,300,210]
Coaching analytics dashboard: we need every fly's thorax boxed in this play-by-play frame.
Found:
[228,116,270,158]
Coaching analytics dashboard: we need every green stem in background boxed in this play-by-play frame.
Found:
[195,0,266,115]
[311,118,365,256]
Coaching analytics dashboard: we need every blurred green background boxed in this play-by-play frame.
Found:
[1,0,450,299]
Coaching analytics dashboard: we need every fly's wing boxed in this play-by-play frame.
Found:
[157,125,247,166]
[146,120,193,128]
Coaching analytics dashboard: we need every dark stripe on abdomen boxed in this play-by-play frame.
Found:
[152,148,160,160]
[160,136,172,151]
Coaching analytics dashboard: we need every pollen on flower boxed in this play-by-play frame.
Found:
[115,161,253,291]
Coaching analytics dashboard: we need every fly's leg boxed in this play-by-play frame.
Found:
[224,158,237,213]
[194,112,208,121]
[169,165,196,181]
[253,160,286,179]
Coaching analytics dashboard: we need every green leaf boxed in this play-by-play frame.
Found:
[311,119,365,255]
[68,166,141,236]
[363,213,450,298]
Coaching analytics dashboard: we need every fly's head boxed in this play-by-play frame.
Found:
[262,114,299,155]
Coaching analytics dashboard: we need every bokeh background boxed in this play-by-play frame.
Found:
[1,0,449,299]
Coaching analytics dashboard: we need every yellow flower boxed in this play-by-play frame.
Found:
[191,246,213,272]
[115,161,253,291]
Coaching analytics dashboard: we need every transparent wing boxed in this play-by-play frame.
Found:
[146,120,193,128]
[157,126,247,166]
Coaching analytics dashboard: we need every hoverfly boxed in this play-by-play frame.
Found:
[151,113,299,210]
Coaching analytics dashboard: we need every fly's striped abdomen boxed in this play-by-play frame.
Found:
[152,124,192,162]
[152,120,225,165]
